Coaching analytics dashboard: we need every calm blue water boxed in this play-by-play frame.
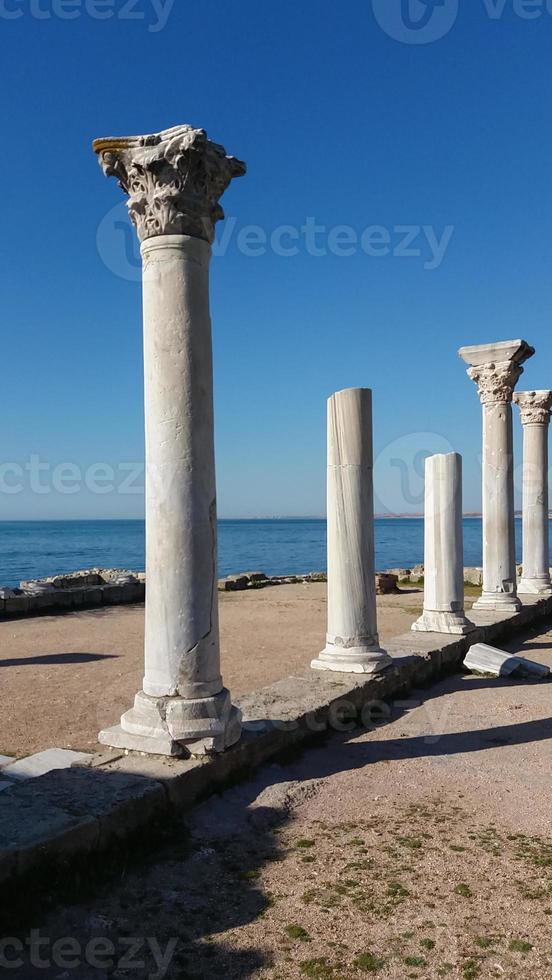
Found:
[0,518,529,589]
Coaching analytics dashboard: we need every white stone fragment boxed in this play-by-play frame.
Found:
[464,642,550,678]
[2,749,93,782]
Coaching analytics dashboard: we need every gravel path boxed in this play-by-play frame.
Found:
[5,620,552,979]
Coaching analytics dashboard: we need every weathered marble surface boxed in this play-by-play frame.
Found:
[312,388,391,674]
[412,453,474,635]
[94,124,245,756]
[459,339,534,613]
[514,391,552,596]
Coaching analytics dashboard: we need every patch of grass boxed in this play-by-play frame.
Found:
[420,938,436,950]
[285,924,311,942]
[301,855,316,864]
[474,937,494,949]
[398,837,423,850]
[296,839,316,849]
[509,939,533,954]
[238,870,260,880]
[462,960,481,979]
[387,881,410,899]
[353,951,386,972]
[454,883,472,898]
[404,955,426,967]
[299,958,334,979]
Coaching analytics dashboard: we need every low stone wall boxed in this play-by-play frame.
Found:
[5,563,537,619]
[0,569,145,618]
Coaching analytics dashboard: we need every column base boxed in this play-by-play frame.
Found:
[472,592,522,613]
[411,609,476,635]
[311,642,392,675]
[98,688,242,757]
[518,578,552,596]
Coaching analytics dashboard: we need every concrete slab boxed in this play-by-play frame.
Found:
[2,749,93,782]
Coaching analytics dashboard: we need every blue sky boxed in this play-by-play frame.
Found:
[2,0,552,519]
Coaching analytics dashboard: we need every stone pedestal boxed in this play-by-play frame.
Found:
[459,340,534,613]
[513,390,552,595]
[312,388,391,674]
[412,453,474,634]
[93,125,245,755]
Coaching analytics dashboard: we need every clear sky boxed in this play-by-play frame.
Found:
[2,0,552,519]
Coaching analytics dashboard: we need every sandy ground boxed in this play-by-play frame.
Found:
[0,585,426,757]
[7,623,552,979]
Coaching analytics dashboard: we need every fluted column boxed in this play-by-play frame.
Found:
[459,340,534,613]
[514,390,552,595]
[93,125,245,755]
[311,388,391,674]
[412,453,474,634]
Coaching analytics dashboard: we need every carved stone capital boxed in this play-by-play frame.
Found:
[93,124,246,243]
[466,360,524,404]
[458,339,535,405]
[513,390,552,425]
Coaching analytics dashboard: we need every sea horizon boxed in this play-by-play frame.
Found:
[0,516,533,590]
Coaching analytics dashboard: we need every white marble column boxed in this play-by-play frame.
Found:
[412,452,474,634]
[459,340,534,613]
[312,388,391,674]
[93,125,245,755]
[513,390,552,595]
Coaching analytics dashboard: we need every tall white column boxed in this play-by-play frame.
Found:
[412,452,474,634]
[93,125,245,755]
[459,340,534,613]
[513,390,552,595]
[312,388,391,674]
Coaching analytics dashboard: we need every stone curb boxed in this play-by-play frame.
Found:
[0,593,550,894]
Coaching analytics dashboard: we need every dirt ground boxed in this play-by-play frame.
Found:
[7,622,552,979]
[0,585,426,758]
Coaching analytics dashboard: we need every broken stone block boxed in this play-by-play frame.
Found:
[464,642,550,679]
[218,575,249,592]
[375,573,399,595]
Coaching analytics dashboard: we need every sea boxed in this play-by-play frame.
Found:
[0,517,529,589]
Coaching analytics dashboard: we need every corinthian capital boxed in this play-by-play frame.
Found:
[513,390,552,425]
[458,339,535,405]
[93,124,246,243]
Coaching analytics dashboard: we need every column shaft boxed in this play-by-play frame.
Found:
[412,453,474,634]
[311,388,391,674]
[93,123,245,756]
[142,236,222,699]
[458,340,534,614]
[514,390,552,595]
[480,400,518,604]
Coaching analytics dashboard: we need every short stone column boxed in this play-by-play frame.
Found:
[311,388,391,674]
[513,390,552,595]
[412,452,474,634]
[459,340,534,613]
[93,125,245,755]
